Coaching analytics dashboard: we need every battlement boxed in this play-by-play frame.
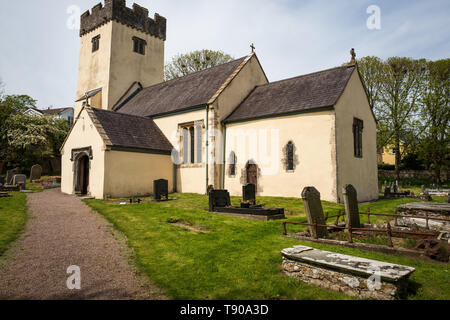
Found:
[80,0,166,40]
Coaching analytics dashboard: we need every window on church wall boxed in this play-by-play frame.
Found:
[182,128,189,164]
[180,121,204,165]
[228,151,237,177]
[353,118,364,158]
[195,124,202,163]
[287,141,294,171]
[189,127,195,164]
[132,36,146,55]
[92,35,100,52]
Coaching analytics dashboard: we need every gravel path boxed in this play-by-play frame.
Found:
[0,188,165,300]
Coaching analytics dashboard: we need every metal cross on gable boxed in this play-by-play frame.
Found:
[250,43,255,53]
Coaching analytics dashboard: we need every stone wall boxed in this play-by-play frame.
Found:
[282,259,404,300]
[379,169,449,181]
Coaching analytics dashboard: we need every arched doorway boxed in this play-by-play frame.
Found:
[246,161,258,190]
[75,154,90,195]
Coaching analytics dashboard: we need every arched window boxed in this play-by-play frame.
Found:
[228,151,237,176]
[287,141,294,171]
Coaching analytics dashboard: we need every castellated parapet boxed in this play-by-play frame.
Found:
[80,0,166,40]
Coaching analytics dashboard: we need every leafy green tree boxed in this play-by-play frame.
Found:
[417,59,450,183]
[374,57,427,179]
[357,56,384,110]
[164,49,234,81]
[0,93,69,171]
[0,94,38,161]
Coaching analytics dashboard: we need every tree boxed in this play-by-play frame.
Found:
[374,57,427,179]
[6,114,69,171]
[417,59,450,183]
[0,93,69,171]
[164,49,234,81]
[0,94,38,161]
[357,56,384,110]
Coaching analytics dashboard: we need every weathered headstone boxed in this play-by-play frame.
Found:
[301,187,328,238]
[209,190,231,212]
[29,164,43,182]
[153,179,168,201]
[342,184,361,228]
[421,185,425,194]
[12,174,27,190]
[243,184,256,205]
[5,168,19,185]
[393,180,399,193]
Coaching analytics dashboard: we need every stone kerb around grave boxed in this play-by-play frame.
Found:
[281,245,415,300]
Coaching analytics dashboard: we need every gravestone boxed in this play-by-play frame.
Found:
[12,174,27,190]
[30,164,43,182]
[209,190,231,212]
[5,168,19,185]
[153,179,168,201]
[393,180,399,193]
[342,184,361,228]
[243,184,256,205]
[301,187,328,238]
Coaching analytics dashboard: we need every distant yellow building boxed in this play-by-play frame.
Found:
[378,144,404,165]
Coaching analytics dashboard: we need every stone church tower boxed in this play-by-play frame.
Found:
[74,0,166,115]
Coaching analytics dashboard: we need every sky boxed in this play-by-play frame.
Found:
[0,0,449,109]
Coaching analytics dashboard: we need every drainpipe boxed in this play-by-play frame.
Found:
[205,105,209,192]
[222,123,227,189]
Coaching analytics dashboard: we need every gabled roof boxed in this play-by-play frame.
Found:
[88,108,173,153]
[40,107,73,115]
[224,66,356,123]
[118,56,249,117]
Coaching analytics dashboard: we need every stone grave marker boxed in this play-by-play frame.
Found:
[301,187,328,238]
[12,174,27,190]
[5,168,19,185]
[343,184,361,228]
[30,164,43,182]
[393,180,399,193]
[209,190,231,212]
[243,184,256,205]
[153,179,168,201]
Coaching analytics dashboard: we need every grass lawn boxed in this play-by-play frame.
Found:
[0,177,51,256]
[0,192,28,256]
[85,193,450,300]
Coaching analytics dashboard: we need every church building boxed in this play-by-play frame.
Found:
[61,0,379,203]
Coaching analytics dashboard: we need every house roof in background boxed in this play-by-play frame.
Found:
[224,66,355,123]
[40,107,73,115]
[89,107,173,153]
[118,56,248,117]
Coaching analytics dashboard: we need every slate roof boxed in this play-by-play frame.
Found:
[90,108,173,153]
[118,56,247,117]
[224,66,356,123]
[40,107,72,115]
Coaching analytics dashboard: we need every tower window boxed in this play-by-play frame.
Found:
[92,35,100,52]
[133,36,146,55]
[353,118,364,158]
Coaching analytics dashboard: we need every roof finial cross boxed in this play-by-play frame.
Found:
[250,43,255,53]
[348,48,357,66]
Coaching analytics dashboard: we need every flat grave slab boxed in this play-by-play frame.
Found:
[281,245,415,300]
[397,202,450,216]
